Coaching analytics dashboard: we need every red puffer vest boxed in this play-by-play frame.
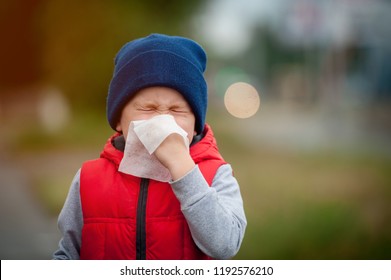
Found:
[79,124,226,259]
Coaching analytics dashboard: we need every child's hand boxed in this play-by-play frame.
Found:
[154,133,195,181]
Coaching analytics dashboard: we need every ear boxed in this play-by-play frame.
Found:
[116,121,122,132]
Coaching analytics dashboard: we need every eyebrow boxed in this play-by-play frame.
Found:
[132,100,156,108]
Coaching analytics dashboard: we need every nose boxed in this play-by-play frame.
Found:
[156,108,171,115]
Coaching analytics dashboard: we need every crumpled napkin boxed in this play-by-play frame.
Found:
[118,114,189,182]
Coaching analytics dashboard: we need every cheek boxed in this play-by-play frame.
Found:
[117,115,132,137]
[122,127,129,139]
[175,117,196,141]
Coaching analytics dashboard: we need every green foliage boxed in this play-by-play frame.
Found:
[10,110,111,152]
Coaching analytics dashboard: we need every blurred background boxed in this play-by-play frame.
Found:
[1,0,390,259]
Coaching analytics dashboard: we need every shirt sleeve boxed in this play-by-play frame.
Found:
[52,169,83,260]
[170,163,247,259]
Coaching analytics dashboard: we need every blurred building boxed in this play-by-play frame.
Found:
[195,0,391,105]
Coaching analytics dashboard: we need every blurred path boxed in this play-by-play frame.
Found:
[231,104,391,156]
[0,159,60,260]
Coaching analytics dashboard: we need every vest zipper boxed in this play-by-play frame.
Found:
[136,178,149,260]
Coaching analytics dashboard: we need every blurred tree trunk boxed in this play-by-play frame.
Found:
[0,0,42,91]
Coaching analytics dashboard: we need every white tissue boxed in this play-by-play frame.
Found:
[118,114,189,182]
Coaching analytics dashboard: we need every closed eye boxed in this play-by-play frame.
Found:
[138,107,154,111]
[136,104,156,112]
[170,105,191,113]
[171,109,187,113]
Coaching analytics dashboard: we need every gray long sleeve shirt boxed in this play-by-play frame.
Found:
[53,163,246,260]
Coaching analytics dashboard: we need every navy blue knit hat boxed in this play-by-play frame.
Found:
[107,33,207,134]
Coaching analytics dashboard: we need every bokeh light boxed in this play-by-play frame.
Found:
[224,82,260,118]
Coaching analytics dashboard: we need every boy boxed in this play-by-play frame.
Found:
[53,33,247,260]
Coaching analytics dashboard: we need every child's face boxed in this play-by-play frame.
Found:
[116,86,196,143]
